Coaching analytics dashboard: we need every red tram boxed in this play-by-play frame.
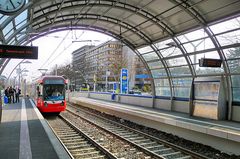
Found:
[35,75,67,113]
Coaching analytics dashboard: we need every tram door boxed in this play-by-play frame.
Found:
[191,77,226,120]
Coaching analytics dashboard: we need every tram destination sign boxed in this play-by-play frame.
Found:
[0,44,38,59]
[199,58,222,67]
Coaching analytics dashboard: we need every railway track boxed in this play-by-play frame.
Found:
[65,102,210,159]
[47,115,117,159]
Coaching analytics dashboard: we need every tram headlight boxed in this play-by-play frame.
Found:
[60,101,64,106]
[44,102,48,107]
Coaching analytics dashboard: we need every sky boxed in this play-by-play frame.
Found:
[2,30,113,82]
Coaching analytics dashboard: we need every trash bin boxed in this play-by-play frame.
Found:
[4,96,8,104]
[111,93,116,100]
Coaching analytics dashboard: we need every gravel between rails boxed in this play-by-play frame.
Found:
[67,102,240,159]
[60,111,156,159]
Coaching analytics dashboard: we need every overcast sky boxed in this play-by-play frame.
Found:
[3,30,113,82]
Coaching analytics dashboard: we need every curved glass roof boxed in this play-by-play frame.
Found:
[1,0,240,105]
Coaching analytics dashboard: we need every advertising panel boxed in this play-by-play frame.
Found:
[120,68,128,94]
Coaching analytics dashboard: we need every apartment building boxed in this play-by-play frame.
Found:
[72,41,148,91]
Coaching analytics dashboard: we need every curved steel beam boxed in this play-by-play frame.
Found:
[27,16,174,99]
[4,0,182,101]
[173,0,233,119]
[32,14,152,44]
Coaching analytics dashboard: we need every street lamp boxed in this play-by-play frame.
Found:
[38,69,48,76]
[17,61,31,88]
[6,60,32,87]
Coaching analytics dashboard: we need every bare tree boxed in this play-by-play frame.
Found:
[50,63,75,82]
[108,51,128,83]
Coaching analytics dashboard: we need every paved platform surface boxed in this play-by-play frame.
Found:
[70,96,240,155]
[0,98,71,159]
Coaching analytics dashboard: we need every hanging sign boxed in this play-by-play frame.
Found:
[0,44,38,59]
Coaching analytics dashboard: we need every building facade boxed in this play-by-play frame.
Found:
[72,41,149,92]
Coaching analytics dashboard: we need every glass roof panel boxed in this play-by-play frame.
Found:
[0,15,8,25]
[3,21,13,36]
[9,38,15,45]
[172,78,192,86]
[154,39,174,50]
[160,47,182,58]
[173,78,192,98]
[169,66,192,77]
[142,52,159,61]
[155,78,171,96]
[177,29,206,43]
[137,46,153,54]
[17,34,25,41]
[194,64,224,75]
[216,29,240,46]
[151,69,167,78]
[166,57,187,67]
[223,47,240,59]
[155,87,171,96]
[224,47,240,73]
[15,10,28,30]
[183,38,215,53]
[210,17,240,34]
[3,21,14,39]
[173,87,190,98]
[189,51,220,64]
[155,79,170,87]
[148,61,164,69]
[228,59,240,73]
[232,75,240,102]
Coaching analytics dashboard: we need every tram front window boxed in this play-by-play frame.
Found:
[44,85,65,100]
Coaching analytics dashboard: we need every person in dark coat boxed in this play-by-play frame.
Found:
[15,87,21,103]
[9,86,14,103]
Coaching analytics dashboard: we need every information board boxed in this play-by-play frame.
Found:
[199,58,222,67]
[0,44,38,59]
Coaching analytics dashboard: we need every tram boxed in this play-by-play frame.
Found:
[35,75,67,113]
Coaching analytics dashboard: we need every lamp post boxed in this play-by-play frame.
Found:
[17,68,29,88]
[93,74,96,92]
[6,60,31,88]
[105,70,110,92]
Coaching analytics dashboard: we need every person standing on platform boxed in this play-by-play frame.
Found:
[15,87,21,103]
[9,86,14,103]
[4,87,9,104]
[13,87,16,103]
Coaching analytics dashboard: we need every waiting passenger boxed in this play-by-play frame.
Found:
[15,87,21,103]
[52,89,61,96]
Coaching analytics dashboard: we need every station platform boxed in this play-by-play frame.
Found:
[70,96,240,155]
[0,98,71,159]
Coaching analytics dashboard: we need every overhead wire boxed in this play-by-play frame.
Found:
[46,30,85,66]
[39,30,71,69]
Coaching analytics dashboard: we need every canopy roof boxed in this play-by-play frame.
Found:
[1,0,239,47]
[1,0,240,109]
